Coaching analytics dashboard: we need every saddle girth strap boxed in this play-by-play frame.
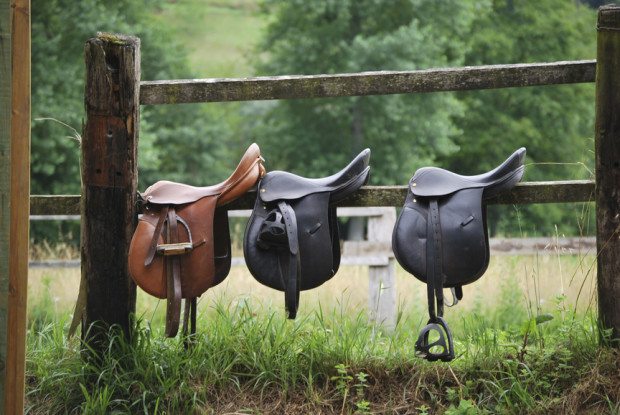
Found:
[164,208,182,338]
[145,205,170,267]
[277,201,300,319]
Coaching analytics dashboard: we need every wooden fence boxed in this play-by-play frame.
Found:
[28,210,598,330]
[29,7,620,351]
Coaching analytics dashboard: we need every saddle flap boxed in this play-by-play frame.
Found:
[128,197,218,299]
[392,188,489,287]
[244,192,336,292]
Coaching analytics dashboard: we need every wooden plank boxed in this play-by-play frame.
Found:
[237,180,594,208]
[490,237,596,255]
[226,207,388,218]
[368,208,397,331]
[6,0,29,413]
[29,180,596,216]
[29,260,80,269]
[80,34,140,348]
[595,5,620,345]
[0,0,11,409]
[229,256,389,267]
[140,60,596,105]
[27,236,597,270]
[29,215,79,221]
[30,195,80,215]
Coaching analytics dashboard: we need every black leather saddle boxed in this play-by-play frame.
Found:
[392,148,526,361]
[244,149,371,318]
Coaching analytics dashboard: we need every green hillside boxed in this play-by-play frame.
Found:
[151,0,266,77]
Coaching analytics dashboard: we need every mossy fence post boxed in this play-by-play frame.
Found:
[81,34,140,350]
[595,5,620,345]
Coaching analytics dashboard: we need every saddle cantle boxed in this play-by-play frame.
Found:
[128,143,265,338]
[392,147,526,361]
[244,149,371,319]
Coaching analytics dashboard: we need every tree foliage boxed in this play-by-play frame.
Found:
[442,0,596,234]
[31,0,238,242]
[32,0,599,237]
[251,0,482,184]
[254,0,597,235]
[31,0,232,196]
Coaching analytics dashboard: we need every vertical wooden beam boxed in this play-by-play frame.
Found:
[0,0,12,410]
[82,34,139,349]
[595,5,620,345]
[368,208,397,331]
[6,1,29,412]
[0,0,29,412]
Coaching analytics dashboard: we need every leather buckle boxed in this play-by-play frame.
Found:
[157,242,194,256]
[414,316,455,362]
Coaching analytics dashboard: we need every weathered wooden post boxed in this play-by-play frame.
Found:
[0,0,30,412]
[81,33,140,348]
[595,5,620,345]
[368,208,397,331]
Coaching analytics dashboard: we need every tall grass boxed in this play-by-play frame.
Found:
[25,238,614,414]
[26,284,618,414]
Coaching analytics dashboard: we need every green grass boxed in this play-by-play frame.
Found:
[151,0,266,78]
[25,288,619,414]
[26,246,614,413]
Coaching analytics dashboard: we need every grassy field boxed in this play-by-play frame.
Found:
[29,253,598,328]
[26,251,620,414]
[24,2,619,414]
[151,0,266,78]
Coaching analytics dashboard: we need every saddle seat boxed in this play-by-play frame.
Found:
[141,143,265,206]
[410,147,526,198]
[259,149,371,203]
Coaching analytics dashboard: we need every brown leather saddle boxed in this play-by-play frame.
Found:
[128,143,265,337]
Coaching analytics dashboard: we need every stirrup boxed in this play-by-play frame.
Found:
[257,210,288,249]
[157,215,194,256]
[414,316,455,362]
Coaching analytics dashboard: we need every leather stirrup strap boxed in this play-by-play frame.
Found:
[415,198,455,362]
[145,205,170,267]
[426,199,444,321]
[164,208,182,338]
[277,201,300,319]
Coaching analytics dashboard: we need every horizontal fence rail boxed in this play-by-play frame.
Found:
[140,60,596,105]
[30,180,594,215]
[27,236,597,269]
